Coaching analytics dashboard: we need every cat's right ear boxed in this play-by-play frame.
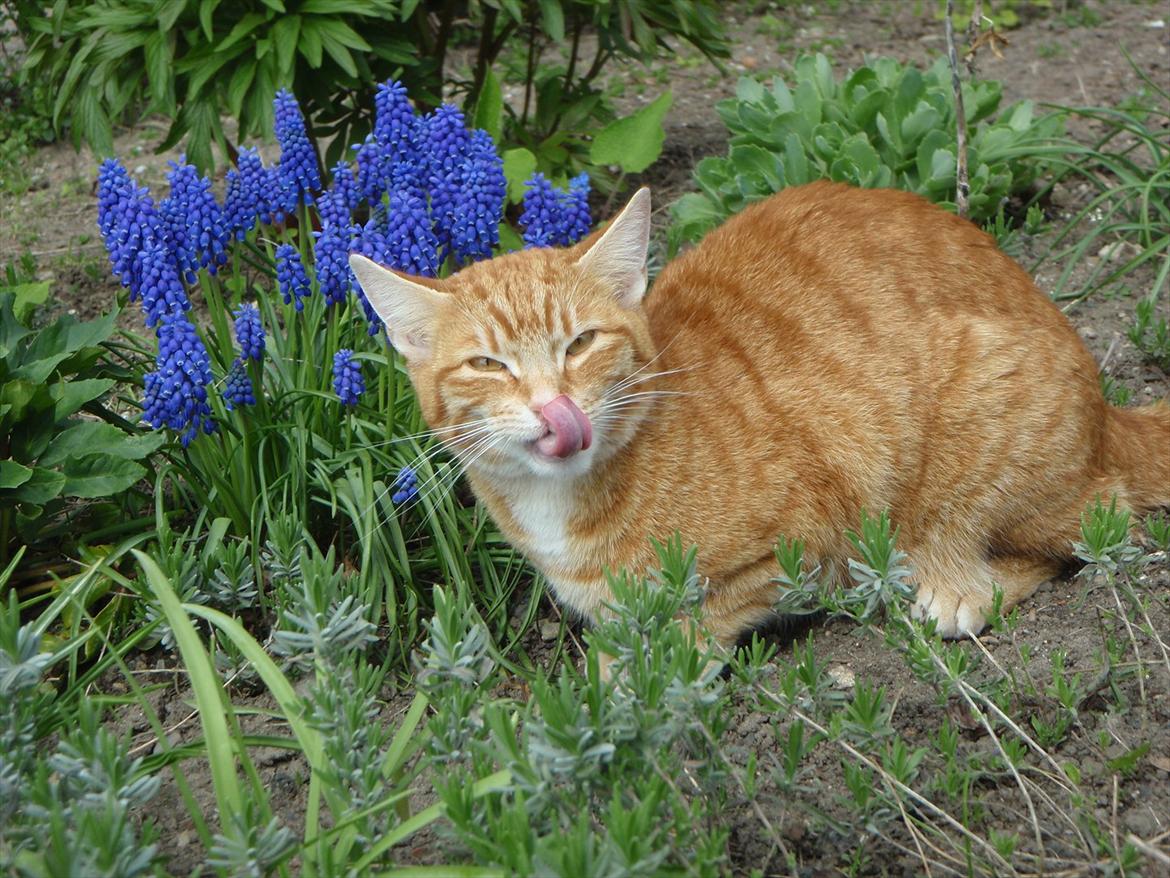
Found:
[576,187,651,308]
[348,254,446,363]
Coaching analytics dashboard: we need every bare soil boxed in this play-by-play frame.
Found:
[9,0,1170,875]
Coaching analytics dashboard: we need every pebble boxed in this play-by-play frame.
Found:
[827,663,855,690]
[540,620,559,641]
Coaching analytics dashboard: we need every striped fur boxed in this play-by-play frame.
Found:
[351,181,1170,645]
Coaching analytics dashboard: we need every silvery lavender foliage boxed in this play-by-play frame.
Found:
[520,172,594,248]
[233,303,265,361]
[160,157,230,281]
[141,311,217,446]
[207,804,296,877]
[271,551,377,669]
[274,243,311,311]
[274,89,321,207]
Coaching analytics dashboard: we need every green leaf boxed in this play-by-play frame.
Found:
[217,13,266,54]
[199,0,222,41]
[0,380,41,423]
[590,91,673,175]
[0,459,33,490]
[501,147,537,204]
[272,14,300,80]
[40,422,164,468]
[537,0,564,42]
[158,0,186,31]
[74,85,113,157]
[6,466,65,505]
[471,67,503,143]
[226,58,256,118]
[61,456,147,498]
[297,19,323,68]
[143,31,172,109]
[51,378,116,421]
[7,282,50,324]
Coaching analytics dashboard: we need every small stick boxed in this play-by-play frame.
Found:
[945,0,971,219]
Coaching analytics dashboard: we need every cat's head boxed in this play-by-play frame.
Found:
[350,189,657,480]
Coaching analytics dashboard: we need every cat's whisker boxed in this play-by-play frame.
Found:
[605,364,697,396]
[364,416,498,448]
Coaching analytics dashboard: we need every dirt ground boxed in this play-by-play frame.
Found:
[8,0,1170,875]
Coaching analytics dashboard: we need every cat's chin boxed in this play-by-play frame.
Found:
[525,444,597,478]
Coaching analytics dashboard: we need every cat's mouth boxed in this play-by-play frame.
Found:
[533,395,593,460]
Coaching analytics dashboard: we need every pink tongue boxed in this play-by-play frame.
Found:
[537,395,593,459]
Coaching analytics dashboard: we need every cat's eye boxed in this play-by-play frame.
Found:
[468,356,506,372]
[566,330,597,356]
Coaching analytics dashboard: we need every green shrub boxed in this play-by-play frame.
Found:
[0,292,161,566]
[17,0,729,179]
[668,54,1064,252]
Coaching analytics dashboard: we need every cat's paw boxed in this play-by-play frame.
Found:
[912,586,987,638]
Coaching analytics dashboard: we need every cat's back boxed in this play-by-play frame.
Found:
[649,181,1067,341]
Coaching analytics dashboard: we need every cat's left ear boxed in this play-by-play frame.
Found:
[349,254,446,363]
[576,188,651,308]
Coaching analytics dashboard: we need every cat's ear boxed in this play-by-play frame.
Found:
[348,254,447,362]
[576,187,651,308]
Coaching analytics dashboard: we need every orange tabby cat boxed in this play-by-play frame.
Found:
[350,181,1169,646]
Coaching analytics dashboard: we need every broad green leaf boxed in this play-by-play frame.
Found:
[313,18,372,52]
[590,91,673,175]
[158,0,186,31]
[8,282,50,324]
[0,379,42,422]
[0,459,33,490]
[736,76,766,103]
[143,31,172,109]
[51,378,116,421]
[61,456,147,498]
[501,147,537,204]
[7,466,65,505]
[471,67,503,144]
[40,422,164,467]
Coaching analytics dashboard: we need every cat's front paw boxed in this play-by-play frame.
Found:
[912,586,987,638]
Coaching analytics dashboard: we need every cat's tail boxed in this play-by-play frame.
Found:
[1105,402,1170,511]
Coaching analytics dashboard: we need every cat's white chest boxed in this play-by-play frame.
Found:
[507,482,576,564]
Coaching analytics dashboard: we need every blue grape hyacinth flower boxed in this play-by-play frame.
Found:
[352,218,392,334]
[332,349,365,406]
[274,89,321,208]
[275,244,311,311]
[233,304,265,361]
[384,190,440,278]
[392,466,418,504]
[138,236,191,328]
[142,311,217,446]
[315,221,356,307]
[223,358,256,410]
[356,79,425,204]
[520,172,592,248]
[448,129,506,265]
[97,158,167,301]
[224,146,279,239]
[319,161,358,228]
[160,156,230,282]
[427,104,473,254]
